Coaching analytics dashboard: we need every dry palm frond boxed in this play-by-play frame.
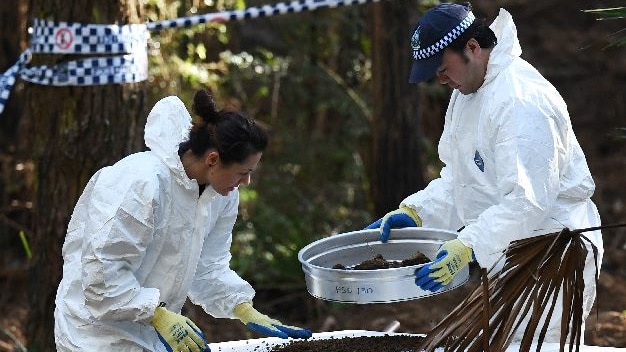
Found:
[415,224,624,352]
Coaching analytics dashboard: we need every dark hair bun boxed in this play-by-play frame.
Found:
[192,89,219,124]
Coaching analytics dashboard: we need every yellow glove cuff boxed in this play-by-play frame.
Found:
[151,305,165,324]
[233,302,280,325]
[453,239,473,262]
[399,205,422,227]
[233,302,255,323]
[430,239,473,285]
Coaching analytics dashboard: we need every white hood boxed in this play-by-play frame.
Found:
[483,8,522,86]
[144,96,195,187]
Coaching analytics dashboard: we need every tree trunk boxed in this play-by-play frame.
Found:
[368,1,425,217]
[0,1,28,145]
[23,1,146,349]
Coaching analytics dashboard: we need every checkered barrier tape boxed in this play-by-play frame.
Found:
[0,0,382,115]
[30,18,148,54]
[20,19,149,87]
[0,20,148,114]
[0,50,32,113]
[19,53,148,87]
[147,0,380,30]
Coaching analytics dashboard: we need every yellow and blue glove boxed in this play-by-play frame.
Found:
[233,302,312,339]
[365,206,422,243]
[150,303,210,352]
[415,239,473,292]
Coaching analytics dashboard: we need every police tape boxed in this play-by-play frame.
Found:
[147,0,380,30]
[30,18,148,55]
[20,53,148,87]
[0,0,383,114]
[20,19,149,87]
[0,19,151,114]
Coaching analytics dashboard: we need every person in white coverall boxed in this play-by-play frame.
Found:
[366,3,603,342]
[54,89,311,352]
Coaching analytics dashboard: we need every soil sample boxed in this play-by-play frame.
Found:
[270,334,425,352]
[333,251,430,270]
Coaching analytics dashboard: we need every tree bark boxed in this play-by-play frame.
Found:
[0,1,28,145]
[368,1,425,217]
[23,1,147,349]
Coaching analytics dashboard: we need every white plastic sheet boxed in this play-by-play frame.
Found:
[208,330,625,352]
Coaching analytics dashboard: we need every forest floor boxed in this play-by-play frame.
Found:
[3,247,624,350]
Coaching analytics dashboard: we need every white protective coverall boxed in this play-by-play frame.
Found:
[54,96,255,351]
[401,9,603,341]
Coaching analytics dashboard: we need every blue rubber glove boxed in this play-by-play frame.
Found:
[150,303,210,352]
[415,239,473,292]
[365,206,422,242]
[233,302,312,339]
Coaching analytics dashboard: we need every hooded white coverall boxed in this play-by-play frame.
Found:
[54,96,255,351]
[401,9,603,341]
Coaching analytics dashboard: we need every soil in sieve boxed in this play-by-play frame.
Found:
[332,251,430,270]
[269,335,425,352]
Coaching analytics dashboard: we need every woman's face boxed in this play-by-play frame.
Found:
[202,151,263,196]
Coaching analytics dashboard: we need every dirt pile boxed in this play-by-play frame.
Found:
[271,335,425,352]
[333,251,430,270]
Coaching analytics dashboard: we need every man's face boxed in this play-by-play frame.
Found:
[435,39,486,95]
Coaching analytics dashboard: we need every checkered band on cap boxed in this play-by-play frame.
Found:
[412,11,475,60]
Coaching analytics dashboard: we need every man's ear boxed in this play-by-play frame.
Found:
[466,38,482,56]
[205,151,219,167]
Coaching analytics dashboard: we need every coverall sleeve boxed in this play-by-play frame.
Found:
[81,170,161,323]
[459,98,567,269]
[188,193,255,318]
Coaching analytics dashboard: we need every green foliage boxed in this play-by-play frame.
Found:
[583,6,626,47]
[18,231,31,259]
[584,7,626,20]
[224,10,380,287]
[226,46,374,286]
[145,0,232,101]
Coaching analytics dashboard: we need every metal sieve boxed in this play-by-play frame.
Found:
[297,227,469,304]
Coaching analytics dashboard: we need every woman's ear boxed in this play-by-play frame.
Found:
[205,151,219,167]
